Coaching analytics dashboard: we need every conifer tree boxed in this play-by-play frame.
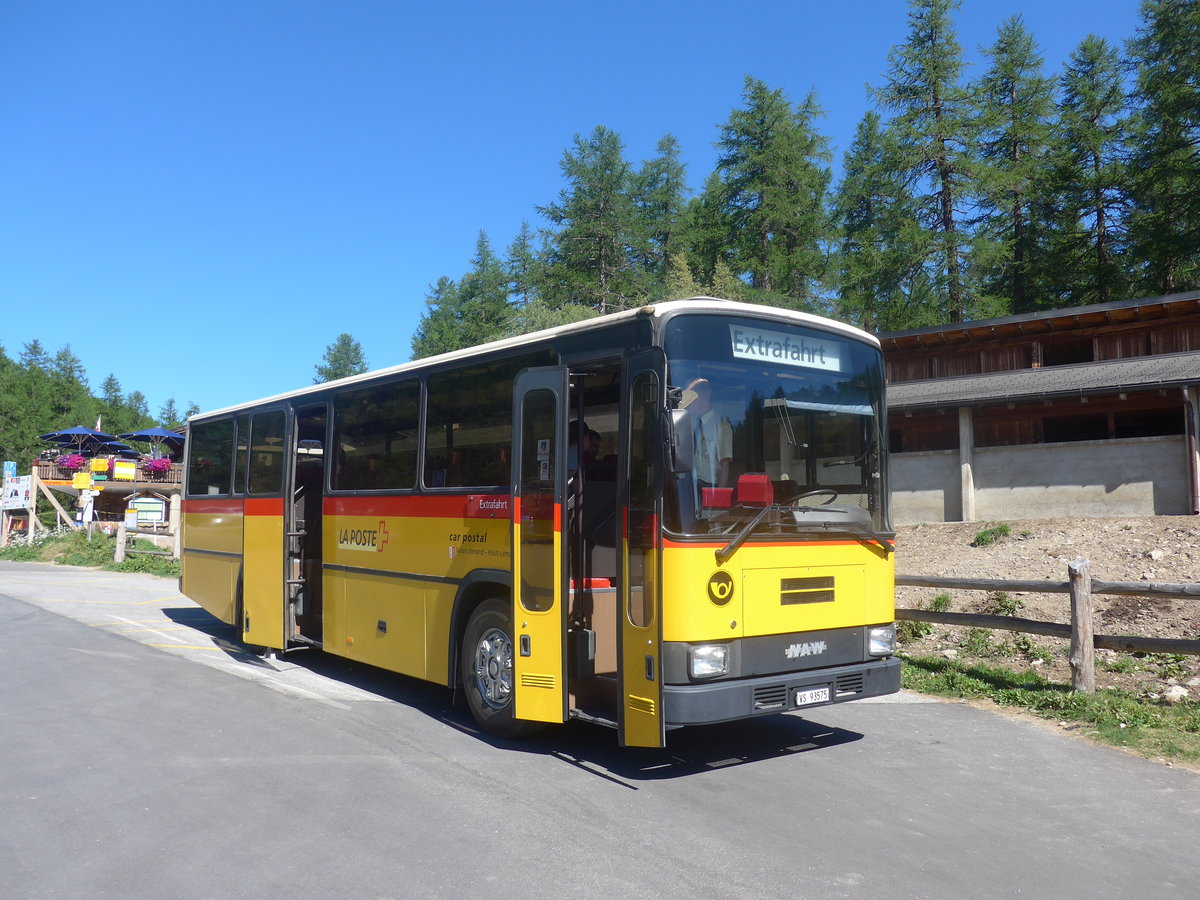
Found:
[832,111,936,331]
[1045,35,1131,306]
[537,126,642,314]
[709,259,749,303]
[970,16,1055,313]
[681,172,733,286]
[159,398,181,428]
[632,134,690,292]
[20,340,50,370]
[313,333,368,383]
[457,230,512,342]
[873,0,974,322]
[1126,0,1200,295]
[713,77,833,310]
[411,277,464,359]
[501,300,597,338]
[663,255,703,300]
[505,220,540,307]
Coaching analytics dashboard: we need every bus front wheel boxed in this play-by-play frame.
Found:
[461,599,542,740]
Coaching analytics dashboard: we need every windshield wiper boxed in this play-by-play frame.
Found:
[834,526,894,556]
[715,504,789,565]
[716,505,894,565]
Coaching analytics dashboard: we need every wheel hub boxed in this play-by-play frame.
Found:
[472,626,513,710]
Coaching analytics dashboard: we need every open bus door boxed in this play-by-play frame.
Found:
[240,406,290,649]
[618,350,666,747]
[511,367,570,725]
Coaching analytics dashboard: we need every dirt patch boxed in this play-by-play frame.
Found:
[895,516,1200,698]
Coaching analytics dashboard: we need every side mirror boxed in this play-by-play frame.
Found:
[669,409,694,474]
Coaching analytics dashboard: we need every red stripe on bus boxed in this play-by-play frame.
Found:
[663,537,894,550]
[324,494,508,519]
[182,499,243,515]
[245,498,285,516]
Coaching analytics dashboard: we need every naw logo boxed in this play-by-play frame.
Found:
[785,640,827,660]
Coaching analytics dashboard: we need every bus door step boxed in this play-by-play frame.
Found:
[568,708,617,730]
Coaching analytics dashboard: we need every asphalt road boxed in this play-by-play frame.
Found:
[2,560,1198,898]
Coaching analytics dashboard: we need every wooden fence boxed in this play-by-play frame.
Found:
[113,522,180,562]
[896,560,1200,693]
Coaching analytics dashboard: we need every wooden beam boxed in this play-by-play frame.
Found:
[895,608,1200,656]
[897,574,1200,600]
[34,476,78,529]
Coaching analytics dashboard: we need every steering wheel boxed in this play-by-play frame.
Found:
[791,488,839,506]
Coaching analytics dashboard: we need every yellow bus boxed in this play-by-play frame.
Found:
[181,298,899,747]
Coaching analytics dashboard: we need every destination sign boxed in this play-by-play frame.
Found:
[729,324,843,372]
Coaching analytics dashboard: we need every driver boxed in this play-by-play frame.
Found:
[685,378,732,489]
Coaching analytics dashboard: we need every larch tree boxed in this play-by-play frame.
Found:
[1126,0,1200,295]
[873,0,974,322]
[713,77,833,311]
[970,16,1056,314]
[631,133,690,294]
[832,111,937,331]
[1045,35,1131,306]
[313,333,368,383]
[536,126,642,314]
[505,220,541,308]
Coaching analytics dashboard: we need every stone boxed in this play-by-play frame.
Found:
[1163,685,1190,703]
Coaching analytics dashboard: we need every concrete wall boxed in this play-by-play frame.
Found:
[891,435,1190,524]
[890,449,960,524]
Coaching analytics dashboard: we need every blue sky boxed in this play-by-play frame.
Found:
[2,0,1144,418]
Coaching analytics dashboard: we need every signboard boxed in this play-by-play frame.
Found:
[3,476,32,510]
[3,461,15,481]
[113,460,137,481]
[728,324,844,372]
[129,496,166,524]
[72,472,93,490]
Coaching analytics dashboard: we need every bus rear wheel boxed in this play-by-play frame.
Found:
[461,598,542,740]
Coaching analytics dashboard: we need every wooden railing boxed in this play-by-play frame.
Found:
[896,561,1200,693]
[33,460,183,485]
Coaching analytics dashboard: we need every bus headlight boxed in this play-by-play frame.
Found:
[868,624,897,657]
[690,644,729,679]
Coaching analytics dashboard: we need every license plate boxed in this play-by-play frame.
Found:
[794,686,830,707]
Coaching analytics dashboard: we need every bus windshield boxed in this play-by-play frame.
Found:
[662,313,888,539]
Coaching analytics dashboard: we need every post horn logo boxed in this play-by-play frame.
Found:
[707,571,735,606]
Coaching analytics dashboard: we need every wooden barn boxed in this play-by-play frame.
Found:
[881,291,1200,524]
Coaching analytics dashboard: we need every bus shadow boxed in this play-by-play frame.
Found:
[511,715,864,784]
[161,605,865,781]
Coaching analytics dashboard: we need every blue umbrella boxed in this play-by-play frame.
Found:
[39,426,119,455]
[118,426,185,458]
[100,441,138,457]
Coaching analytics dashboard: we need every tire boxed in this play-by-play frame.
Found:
[460,598,543,739]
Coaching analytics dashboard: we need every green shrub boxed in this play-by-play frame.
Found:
[970,523,1012,547]
[987,590,1023,617]
[960,627,994,656]
[897,592,953,643]
[900,654,1200,763]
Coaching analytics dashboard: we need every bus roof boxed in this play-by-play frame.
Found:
[190,297,879,422]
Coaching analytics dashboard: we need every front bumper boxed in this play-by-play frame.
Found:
[662,657,901,726]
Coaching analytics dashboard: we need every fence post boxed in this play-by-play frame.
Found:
[114,523,127,563]
[1068,559,1096,693]
[170,494,181,560]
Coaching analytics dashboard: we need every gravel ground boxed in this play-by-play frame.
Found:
[895,516,1200,697]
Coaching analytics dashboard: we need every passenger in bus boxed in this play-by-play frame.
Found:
[685,378,732,489]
